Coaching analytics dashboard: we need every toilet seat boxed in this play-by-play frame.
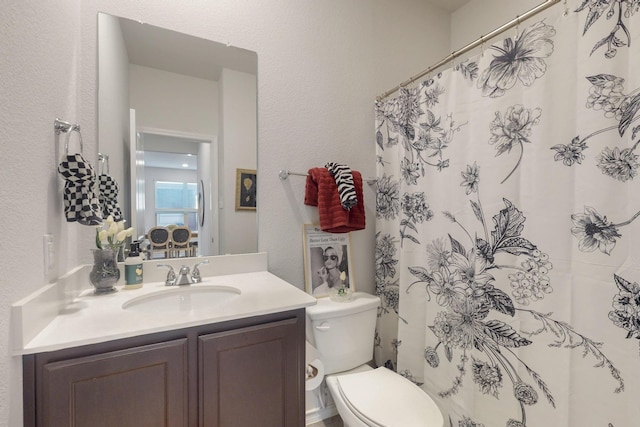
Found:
[334,367,443,427]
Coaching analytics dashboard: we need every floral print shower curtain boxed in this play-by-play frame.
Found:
[374,2,640,426]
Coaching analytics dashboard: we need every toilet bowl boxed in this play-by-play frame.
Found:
[306,292,444,427]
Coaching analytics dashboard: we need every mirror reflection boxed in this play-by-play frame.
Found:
[98,13,258,258]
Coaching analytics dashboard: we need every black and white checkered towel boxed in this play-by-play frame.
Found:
[325,162,358,210]
[98,174,123,222]
[57,153,102,225]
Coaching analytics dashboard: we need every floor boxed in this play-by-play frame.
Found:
[307,415,344,427]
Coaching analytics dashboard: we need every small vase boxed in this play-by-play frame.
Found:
[89,248,120,294]
[329,284,353,302]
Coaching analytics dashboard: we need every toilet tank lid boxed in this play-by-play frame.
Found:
[306,292,380,320]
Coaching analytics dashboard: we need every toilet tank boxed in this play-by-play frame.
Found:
[306,292,380,375]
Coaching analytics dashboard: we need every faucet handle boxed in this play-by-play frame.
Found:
[157,264,177,286]
[191,259,210,283]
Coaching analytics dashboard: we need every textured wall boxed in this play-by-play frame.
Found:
[0,1,450,425]
[1,1,83,426]
[451,0,542,49]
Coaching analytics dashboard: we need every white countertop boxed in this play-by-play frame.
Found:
[13,256,317,355]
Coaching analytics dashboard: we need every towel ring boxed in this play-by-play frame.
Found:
[64,128,84,155]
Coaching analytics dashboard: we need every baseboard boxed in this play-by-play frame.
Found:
[305,404,338,425]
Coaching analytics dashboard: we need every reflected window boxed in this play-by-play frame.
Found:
[155,181,198,230]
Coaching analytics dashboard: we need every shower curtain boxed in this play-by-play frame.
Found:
[374,2,640,426]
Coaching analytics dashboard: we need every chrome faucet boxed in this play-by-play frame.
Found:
[157,264,177,286]
[176,265,192,285]
[158,260,209,286]
[191,260,209,283]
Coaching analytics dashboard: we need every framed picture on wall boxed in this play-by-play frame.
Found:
[302,224,354,298]
[235,168,257,211]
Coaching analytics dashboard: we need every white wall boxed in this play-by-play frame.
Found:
[373,0,452,94]
[220,68,258,254]
[1,1,84,426]
[129,64,218,135]
[451,0,542,50]
[0,0,450,425]
[97,12,130,217]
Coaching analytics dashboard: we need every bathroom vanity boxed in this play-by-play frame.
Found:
[23,309,303,427]
[14,253,316,427]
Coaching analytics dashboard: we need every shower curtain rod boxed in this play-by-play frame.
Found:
[376,0,562,101]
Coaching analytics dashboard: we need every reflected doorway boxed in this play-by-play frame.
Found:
[133,129,219,256]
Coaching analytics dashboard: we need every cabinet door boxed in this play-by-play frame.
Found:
[199,317,302,427]
[40,338,188,427]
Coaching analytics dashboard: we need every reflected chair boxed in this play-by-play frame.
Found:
[170,226,192,258]
[147,226,170,259]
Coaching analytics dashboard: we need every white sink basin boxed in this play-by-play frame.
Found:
[122,285,241,314]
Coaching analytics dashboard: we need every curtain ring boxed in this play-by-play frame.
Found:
[514,15,520,38]
[64,127,84,155]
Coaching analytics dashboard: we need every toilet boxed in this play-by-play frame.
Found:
[306,292,444,427]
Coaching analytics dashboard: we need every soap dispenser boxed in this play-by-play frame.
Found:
[124,241,144,289]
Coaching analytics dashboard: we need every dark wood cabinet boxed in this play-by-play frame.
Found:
[40,339,188,427]
[23,309,305,427]
[199,318,301,427]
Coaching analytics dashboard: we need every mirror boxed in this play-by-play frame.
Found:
[98,13,258,257]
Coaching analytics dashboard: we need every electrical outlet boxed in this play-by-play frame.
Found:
[43,234,54,275]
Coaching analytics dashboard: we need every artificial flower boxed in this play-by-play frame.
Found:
[95,215,133,250]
